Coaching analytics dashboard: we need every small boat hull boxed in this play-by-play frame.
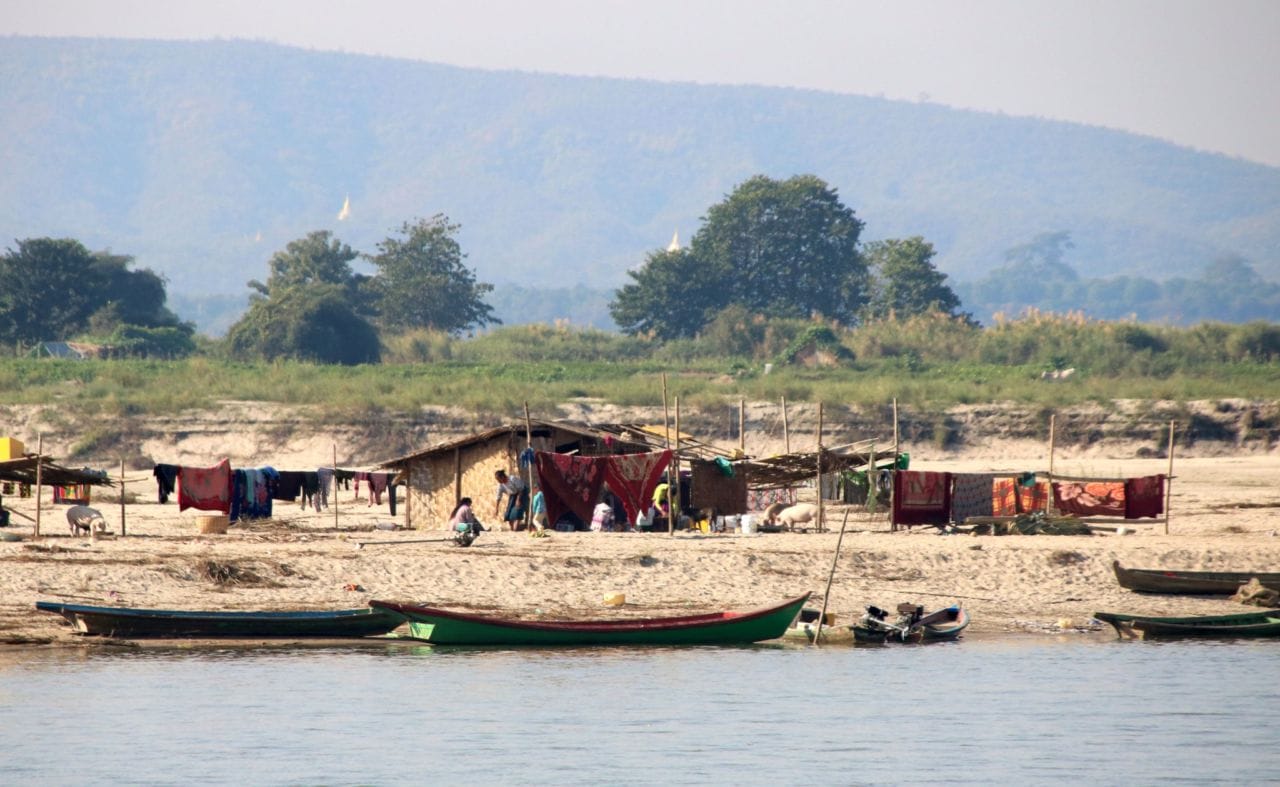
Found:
[1112,560,1280,595]
[370,594,810,646]
[1094,610,1280,639]
[785,606,968,644]
[35,602,406,638]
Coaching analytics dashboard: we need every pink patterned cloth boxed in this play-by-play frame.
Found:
[602,450,673,525]
[535,452,606,528]
[1053,481,1125,517]
[178,458,232,514]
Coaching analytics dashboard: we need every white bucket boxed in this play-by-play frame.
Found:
[740,514,757,534]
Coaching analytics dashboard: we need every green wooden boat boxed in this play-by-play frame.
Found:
[1112,560,1280,595]
[35,601,406,638]
[1094,609,1280,639]
[369,593,810,646]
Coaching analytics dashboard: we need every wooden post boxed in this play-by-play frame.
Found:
[814,510,852,646]
[1165,420,1175,535]
[781,396,790,455]
[892,398,900,469]
[333,444,339,530]
[670,396,680,535]
[869,442,877,520]
[524,402,535,531]
[815,402,824,532]
[661,373,671,449]
[738,398,745,455]
[34,434,42,539]
[1047,414,1057,515]
[119,458,126,537]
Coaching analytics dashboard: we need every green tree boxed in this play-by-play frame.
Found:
[611,174,869,338]
[368,215,497,334]
[609,248,722,339]
[0,238,103,344]
[696,174,868,321]
[863,236,968,322]
[249,230,364,299]
[224,286,381,365]
[226,231,380,364]
[0,238,190,351]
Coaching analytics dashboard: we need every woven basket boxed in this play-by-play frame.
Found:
[197,514,230,534]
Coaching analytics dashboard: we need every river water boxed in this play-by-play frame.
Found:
[2,636,1278,785]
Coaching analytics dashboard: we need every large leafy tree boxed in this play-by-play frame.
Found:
[368,215,498,334]
[610,248,723,339]
[0,238,190,349]
[696,174,869,321]
[0,238,103,344]
[610,174,869,338]
[250,230,365,299]
[225,230,380,364]
[863,236,969,322]
[224,287,381,365]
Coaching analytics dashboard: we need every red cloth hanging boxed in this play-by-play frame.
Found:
[602,450,673,525]
[178,458,232,514]
[535,452,606,528]
[1124,474,1165,519]
[892,470,952,526]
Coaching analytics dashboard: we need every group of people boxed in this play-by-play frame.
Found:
[448,467,679,534]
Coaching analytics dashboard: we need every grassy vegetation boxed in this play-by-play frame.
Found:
[3,314,1277,418]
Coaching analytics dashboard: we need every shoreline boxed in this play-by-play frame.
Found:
[3,454,1279,649]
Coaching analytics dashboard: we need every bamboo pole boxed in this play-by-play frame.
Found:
[333,444,339,530]
[815,402,824,532]
[869,442,877,518]
[813,509,852,646]
[1165,420,1175,535]
[670,396,680,535]
[892,398,899,469]
[1047,414,1057,515]
[781,396,790,454]
[119,458,126,537]
[524,402,534,531]
[661,373,671,449]
[34,435,42,539]
[738,398,745,455]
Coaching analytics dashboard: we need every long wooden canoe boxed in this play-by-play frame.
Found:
[1112,560,1280,595]
[35,601,406,638]
[369,593,810,646]
[1094,609,1280,639]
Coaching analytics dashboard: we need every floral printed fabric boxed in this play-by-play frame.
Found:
[535,452,606,528]
[602,450,673,525]
[1053,481,1125,517]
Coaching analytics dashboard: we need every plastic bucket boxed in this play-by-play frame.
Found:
[740,514,757,534]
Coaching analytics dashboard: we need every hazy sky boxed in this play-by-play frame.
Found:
[7,0,1279,167]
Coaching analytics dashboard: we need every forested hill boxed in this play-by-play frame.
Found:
[3,36,1279,309]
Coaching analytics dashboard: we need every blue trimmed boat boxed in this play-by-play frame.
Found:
[35,601,405,638]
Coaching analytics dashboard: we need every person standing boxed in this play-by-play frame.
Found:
[531,488,548,532]
[494,469,529,531]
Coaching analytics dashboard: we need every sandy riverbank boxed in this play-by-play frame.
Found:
[2,451,1278,647]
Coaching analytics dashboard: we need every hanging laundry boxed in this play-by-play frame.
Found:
[604,450,674,524]
[951,473,996,523]
[892,470,952,526]
[274,471,306,501]
[1124,474,1165,519]
[1053,481,1125,517]
[535,452,606,529]
[153,464,178,504]
[178,459,232,514]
